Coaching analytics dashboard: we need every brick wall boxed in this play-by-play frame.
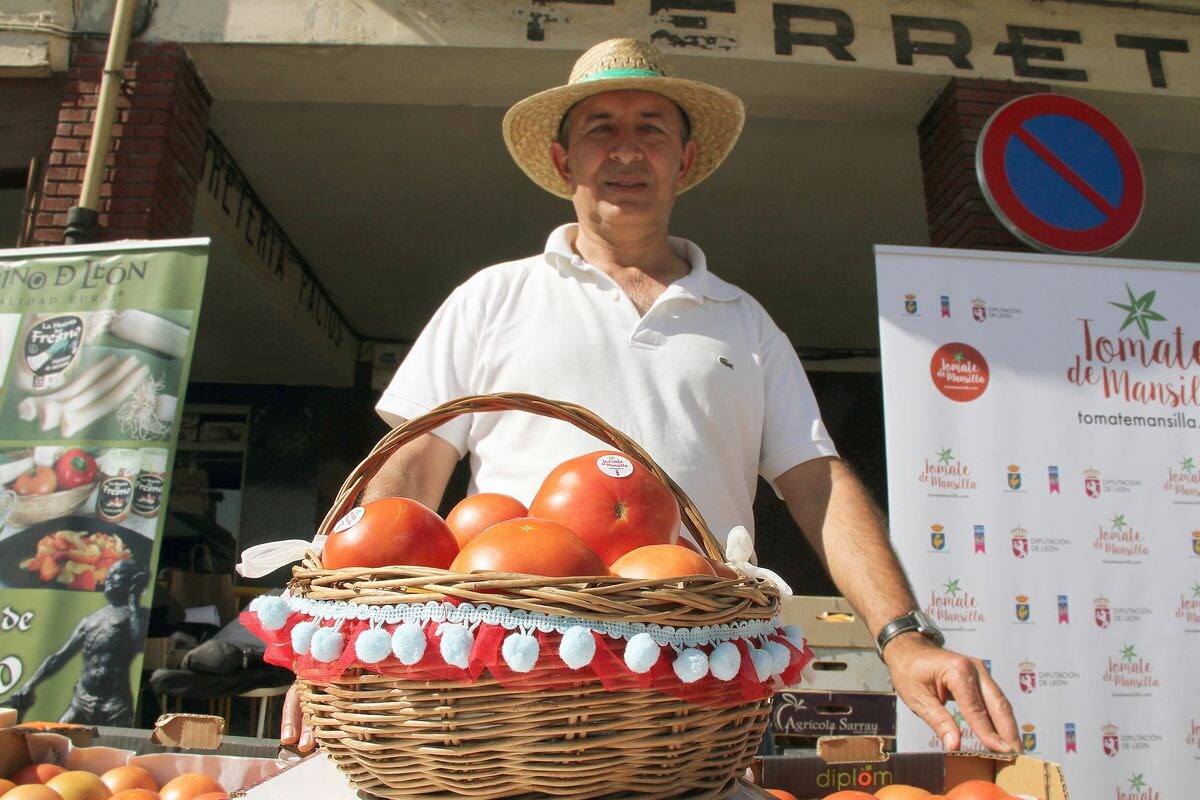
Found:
[918,77,1047,250]
[33,40,211,244]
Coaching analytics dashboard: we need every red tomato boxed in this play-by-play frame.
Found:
[449,517,607,577]
[823,792,877,800]
[528,451,680,565]
[101,766,159,794]
[445,493,528,549]
[12,763,66,785]
[322,497,459,570]
[158,774,224,800]
[945,781,1011,800]
[44,770,112,800]
[609,544,716,580]
[875,786,933,799]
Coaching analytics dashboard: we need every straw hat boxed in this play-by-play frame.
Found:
[503,38,745,199]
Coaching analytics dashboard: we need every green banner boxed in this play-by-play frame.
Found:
[0,239,209,726]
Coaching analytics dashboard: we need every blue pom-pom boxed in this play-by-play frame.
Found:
[781,625,805,650]
[748,646,772,681]
[356,628,392,664]
[291,620,318,655]
[391,621,427,665]
[438,623,474,669]
[672,647,709,684]
[248,595,264,612]
[764,641,791,675]
[257,596,291,631]
[311,627,344,662]
[709,641,742,681]
[559,627,596,670]
[501,632,539,673]
[624,633,660,674]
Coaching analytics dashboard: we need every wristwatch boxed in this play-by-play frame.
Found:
[875,610,945,657]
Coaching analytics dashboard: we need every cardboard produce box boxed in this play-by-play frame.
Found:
[782,596,894,694]
[772,690,897,745]
[0,712,285,793]
[757,736,1069,800]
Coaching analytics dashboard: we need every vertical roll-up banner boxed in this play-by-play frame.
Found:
[0,239,209,726]
[877,245,1199,799]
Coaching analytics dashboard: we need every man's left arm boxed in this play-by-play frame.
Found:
[775,456,1021,753]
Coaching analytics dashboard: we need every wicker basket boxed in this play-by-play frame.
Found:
[291,393,784,800]
[9,482,95,527]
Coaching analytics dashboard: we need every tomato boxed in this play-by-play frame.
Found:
[445,493,528,549]
[0,780,17,796]
[450,517,608,577]
[945,781,1011,800]
[190,794,228,800]
[609,544,716,580]
[12,763,66,785]
[44,770,113,800]
[12,466,57,496]
[55,448,98,489]
[823,792,877,800]
[322,497,459,570]
[876,786,933,799]
[528,451,680,565]
[765,791,800,800]
[2,785,63,800]
[101,766,159,794]
[109,791,163,800]
[158,774,224,800]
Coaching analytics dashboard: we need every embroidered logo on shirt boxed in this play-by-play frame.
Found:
[718,356,734,370]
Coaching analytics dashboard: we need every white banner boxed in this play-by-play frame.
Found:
[876,245,1200,799]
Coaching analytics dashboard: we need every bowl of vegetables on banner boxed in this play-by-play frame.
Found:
[243,393,812,800]
[1,448,98,528]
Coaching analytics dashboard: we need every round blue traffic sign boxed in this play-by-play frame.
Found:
[977,94,1144,255]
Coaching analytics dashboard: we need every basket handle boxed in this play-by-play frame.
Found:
[318,392,724,561]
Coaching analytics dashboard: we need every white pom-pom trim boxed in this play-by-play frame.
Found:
[391,621,427,665]
[559,627,596,670]
[257,596,291,631]
[438,623,474,669]
[501,632,539,673]
[355,627,392,664]
[781,625,805,650]
[311,627,345,663]
[748,646,772,682]
[709,641,742,681]
[672,647,709,684]
[624,632,660,674]
[291,620,318,655]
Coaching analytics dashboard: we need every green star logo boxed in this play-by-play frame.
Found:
[1120,644,1138,662]
[1181,456,1196,473]
[952,350,965,363]
[1109,513,1128,531]
[943,578,962,597]
[1109,284,1166,340]
[1191,582,1200,599]
[937,447,955,465]
[1127,773,1147,791]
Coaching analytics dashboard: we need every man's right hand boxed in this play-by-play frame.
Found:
[279,682,314,752]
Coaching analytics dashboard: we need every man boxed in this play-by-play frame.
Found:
[283,38,1019,755]
[8,559,149,726]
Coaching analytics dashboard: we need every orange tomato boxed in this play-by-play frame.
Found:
[13,466,56,496]
[0,780,17,795]
[2,785,63,800]
[449,517,607,577]
[12,763,66,785]
[44,770,113,800]
[876,786,933,799]
[765,791,800,800]
[824,792,877,800]
[609,543,716,579]
[109,791,162,800]
[945,780,1011,800]
[445,493,527,549]
[189,794,228,800]
[158,774,224,800]
[321,497,459,570]
[100,766,158,794]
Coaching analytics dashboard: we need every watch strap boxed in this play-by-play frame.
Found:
[875,610,945,656]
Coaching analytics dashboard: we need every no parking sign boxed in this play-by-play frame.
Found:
[976,94,1144,255]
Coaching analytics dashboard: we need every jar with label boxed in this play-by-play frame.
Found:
[96,448,140,523]
[131,447,169,519]
[16,313,89,393]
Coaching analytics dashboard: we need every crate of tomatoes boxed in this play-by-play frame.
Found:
[241,393,814,800]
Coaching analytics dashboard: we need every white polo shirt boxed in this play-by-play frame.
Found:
[377,224,837,548]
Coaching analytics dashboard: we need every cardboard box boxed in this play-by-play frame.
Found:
[805,647,894,693]
[757,736,1069,800]
[772,690,897,744]
[780,596,873,649]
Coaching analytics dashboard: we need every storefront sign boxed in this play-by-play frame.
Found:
[977,94,1145,255]
[0,239,209,726]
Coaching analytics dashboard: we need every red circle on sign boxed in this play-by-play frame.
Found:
[977,94,1144,255]
[930,342,990,402]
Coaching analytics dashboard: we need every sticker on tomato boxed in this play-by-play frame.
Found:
[595,454,634,478]
[333,506,365,532]
[930,342,990,402]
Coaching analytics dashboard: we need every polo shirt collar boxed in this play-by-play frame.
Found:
[544,224,742,303]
